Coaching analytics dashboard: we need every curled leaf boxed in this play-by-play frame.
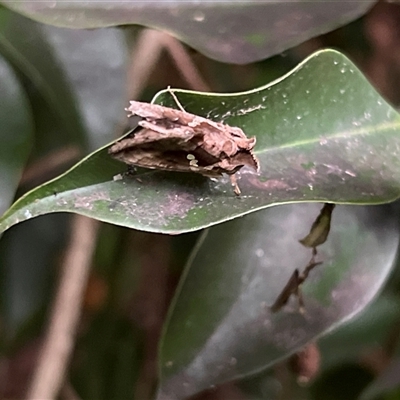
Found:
[299,203,335,249]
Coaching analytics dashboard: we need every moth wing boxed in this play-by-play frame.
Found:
[110,147,222,177]
[217,152,260,174]
[126,101,168,120]
[126,101,197,125]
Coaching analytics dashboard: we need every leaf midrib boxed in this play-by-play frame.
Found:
[254,120,400,154]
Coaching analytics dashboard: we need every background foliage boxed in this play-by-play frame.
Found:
[1,1,400,399]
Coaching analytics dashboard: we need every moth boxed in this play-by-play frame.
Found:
[108,92,259,195]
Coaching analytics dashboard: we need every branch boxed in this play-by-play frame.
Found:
[26,216,99,400]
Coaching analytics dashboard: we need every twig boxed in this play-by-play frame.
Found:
[126,29,167,101]
[19,145,82,187]
[127,29,210,100]
[132,233,171,400]
[26,216,99,400]
[60,381,82,400]
[161,34,211,92]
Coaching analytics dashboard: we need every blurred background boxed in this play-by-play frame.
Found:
[1,1,400,399]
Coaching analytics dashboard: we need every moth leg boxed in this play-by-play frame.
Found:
[167,86,186,112]
[125,165,137,176]
[230,174,241,196]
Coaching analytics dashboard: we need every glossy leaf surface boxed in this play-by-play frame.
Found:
[0,56,33,215]
[1,49,400,234]
[0,7,86,147]
[42,25,128,149]
[2,0,375,64]
[157,203,399,399]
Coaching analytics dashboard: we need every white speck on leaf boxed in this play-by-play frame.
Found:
[255,248,264,257]
[236,104,265,116]
[193,10,205,21]
[345,170,357,177]
[24,210,32,218]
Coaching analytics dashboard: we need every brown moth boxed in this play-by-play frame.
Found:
[108,93,259,195]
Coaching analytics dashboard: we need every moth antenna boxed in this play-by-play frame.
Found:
[167,86,186,112]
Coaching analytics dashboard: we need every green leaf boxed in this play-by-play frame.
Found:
[0,7,86,147]
[1,1,374,64]
[360,358,400,400]
[157,203,399,398]
[71,311,141,400]
[1,49,400,234]
[0,55,33,215]
[42,26,128,149]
